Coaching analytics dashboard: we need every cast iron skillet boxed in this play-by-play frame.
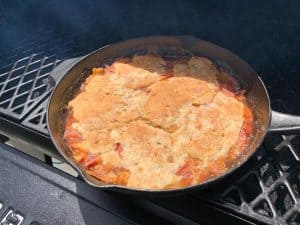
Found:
[47,36,300,195]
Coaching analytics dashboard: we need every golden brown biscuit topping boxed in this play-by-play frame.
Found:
[64,55,253,190]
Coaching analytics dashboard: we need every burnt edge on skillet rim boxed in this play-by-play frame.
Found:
[47,36,271,194]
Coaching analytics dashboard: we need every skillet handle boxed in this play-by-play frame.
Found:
[268,111,300,134]
[48,56,85,86]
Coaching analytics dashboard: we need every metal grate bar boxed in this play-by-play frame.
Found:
[23,57,47,109]
[0,60,19,94]
[22,97,49,133]
[7,54,35,108]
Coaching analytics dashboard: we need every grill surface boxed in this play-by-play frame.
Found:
[1,1,300,224]
[1,32,299,225]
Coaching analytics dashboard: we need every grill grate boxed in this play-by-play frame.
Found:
[0,30,300,225]
[0,54,58,119]
[22,97,49,134]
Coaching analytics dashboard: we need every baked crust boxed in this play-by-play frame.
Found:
[64,55,253,189]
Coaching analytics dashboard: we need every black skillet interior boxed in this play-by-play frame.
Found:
[47,36,270,194]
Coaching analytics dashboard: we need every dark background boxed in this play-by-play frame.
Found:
[0,0,300,112]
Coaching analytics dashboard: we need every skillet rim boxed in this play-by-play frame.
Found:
[47,35,271,194]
